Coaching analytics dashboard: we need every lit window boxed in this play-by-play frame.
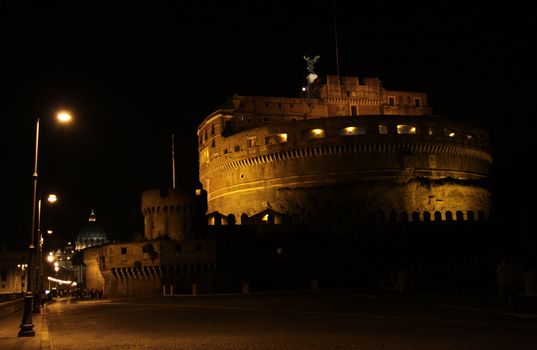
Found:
[427,127,433,135]
[265,134,287,145]
[339,126,366,136]
[311,129,325,138]
[200,147,210,164]
[414,98,422,107]
[397,124,417,134]
[379,125,388,134]
[195,189,201,196]
[444,128,457,138]
[247,138,258,148]
[388,96,395,106]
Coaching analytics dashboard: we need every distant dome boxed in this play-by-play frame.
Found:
[75,210,109,250]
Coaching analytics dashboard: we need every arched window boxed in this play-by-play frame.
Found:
[379,124,388,134]
[423,211,431,222]
[397,124,418,134]
[456,211,464,221]
[400,212,409,222]
[467,210,475,221]
[411,211,420,222]
[265,133,287,145]
[444,128,458,138]
[445,211,453,221]
[302,128,325,139]
[466,133,477,141]
[339,126,366,136]
[434,211,442,221]
[228,214,236,225]
[241,213,249,225]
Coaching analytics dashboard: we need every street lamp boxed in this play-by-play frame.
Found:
[19,111,72,337]
[33,193,58,313]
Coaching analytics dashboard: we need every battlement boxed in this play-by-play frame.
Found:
[198,75,431,140]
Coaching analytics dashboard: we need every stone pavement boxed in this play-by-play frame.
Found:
[0,308,50,350]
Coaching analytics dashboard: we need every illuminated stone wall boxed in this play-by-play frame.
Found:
[141,188,207,241]
[83,240,217,297]
[198,76,492,225]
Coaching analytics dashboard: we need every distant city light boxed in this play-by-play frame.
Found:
[47,276,72,284]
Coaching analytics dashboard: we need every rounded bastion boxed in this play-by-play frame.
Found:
[197,76,493,226]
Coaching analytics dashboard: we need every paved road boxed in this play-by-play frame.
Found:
[45,292,537,350]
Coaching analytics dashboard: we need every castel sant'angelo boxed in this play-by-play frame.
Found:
[198,73,491,226]
[83,65,494,297]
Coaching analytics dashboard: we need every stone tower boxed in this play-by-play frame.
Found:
[141,186,207,240]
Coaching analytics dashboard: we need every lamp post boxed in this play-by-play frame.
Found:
[19,112,72,337]
[32,194,58,313]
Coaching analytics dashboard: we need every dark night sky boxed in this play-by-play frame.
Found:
[1,2,534,250]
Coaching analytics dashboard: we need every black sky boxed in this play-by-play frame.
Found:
[2,1,534,249]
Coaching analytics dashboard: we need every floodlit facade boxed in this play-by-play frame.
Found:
[197,75,492,227]
[83,74,498,298]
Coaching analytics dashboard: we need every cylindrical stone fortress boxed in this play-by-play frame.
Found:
[198,75,492,225]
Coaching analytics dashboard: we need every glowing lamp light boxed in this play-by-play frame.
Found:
[278,133,288,142]
[47,194,57,203]
[448,132,455,137]
[54,266,60,272]
[302,87,307,92]
[47,255,54,263]
[57,112,72,123]
[47,230,53,235]
[262,214,269,222]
